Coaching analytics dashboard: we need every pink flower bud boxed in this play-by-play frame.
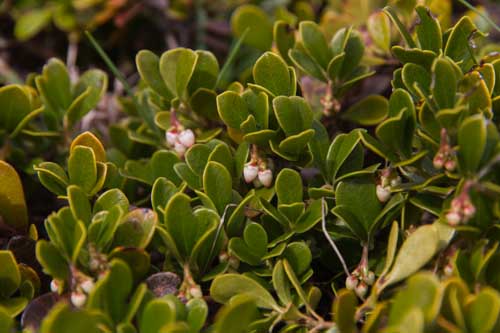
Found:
[174,142,187,157]
[446,211,461,226]
[345,275,358,290]
[462,202,476,218]
[433,154,444,169]
[178,129,195,148]
[376,184,391,203]
[258,169,273,187]
[243,163,259,183]
[444,159,456,172]
[166,130,178,147]
[355,282,368,298]
[71,292,86,307]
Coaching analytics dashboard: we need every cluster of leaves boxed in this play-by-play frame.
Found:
[1,1,500,333]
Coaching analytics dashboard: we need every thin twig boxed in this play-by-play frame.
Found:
[321,198,351,277]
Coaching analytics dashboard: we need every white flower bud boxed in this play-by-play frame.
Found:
[228,256,240,270]
[376,184,391,203]
[71,292,87,307]
[174,142,187,157]
[355,282,368,298]
[446,211,461,226]
[178,129,195,148]
[345,275,358,290]
[80,279,95,294]
[364,271,375,285]
[444,263,454,276]
[243,163,259,183]
[390,176,401,188]
[189,286,203,299]
[50,279,60,293]
[258,169,273,187]
[166,130,178,147]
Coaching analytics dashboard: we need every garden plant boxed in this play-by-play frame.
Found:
[1,0,500,332]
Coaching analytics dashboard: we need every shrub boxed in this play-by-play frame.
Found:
[1,1,500,332]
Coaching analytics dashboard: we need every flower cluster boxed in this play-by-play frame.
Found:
[345,267,375,298]
[433,128,456,171]
[445,182,476,226]
[243,146,273,187]
[376,168,401,203]
[166,127,196,157]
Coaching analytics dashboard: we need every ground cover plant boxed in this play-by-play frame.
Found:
[1,0,500,332]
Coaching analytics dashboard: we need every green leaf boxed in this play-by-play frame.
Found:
[444,16,481,71]
[165,193,211,259]
[216,91,248,129]
[382,224,440,288]
[67,185,91,226]
[383,6,416,48]
[367,11,391,52]
[67,69,108,127]
[458,114,487,173]
[0,160,28,230]
[0,251,21,298]
[68,146,97,194]
[431,57,458,109]
[70,131,107,163]
[39,303,109,333]
[203,161,232,215]
[160,48,198,99]
[136,50,173,99]
[140,299,175,333]
[289,47,327,81]
[388,273,442,326]
[213,294,259,333]
[335,177,382,238]
[35,58,71,115]
[87,259,133,324]
[210,274,279,310]
[272,260,292,305]
[94,189,129,214]
[283,242,311,277]
[402,63,431,99]
[231,5,272,51]
[188,50,219,94]
[415,6,442,52]
[190,88,219,120]
[229,222,268,265]
[186,298,208,332]
[342,95,388,126]
[299,21,332,69]
[0,85,32,133]
[465,288,500,333]
[112,209,157,249]
[253,52,291,97]
[14,8,52,41]
[333,289,358,333]
[276,168,303,204]
[273,96,313,136]
[88,206,123,252]
[274,21,295,63]
[35,240,69,280]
